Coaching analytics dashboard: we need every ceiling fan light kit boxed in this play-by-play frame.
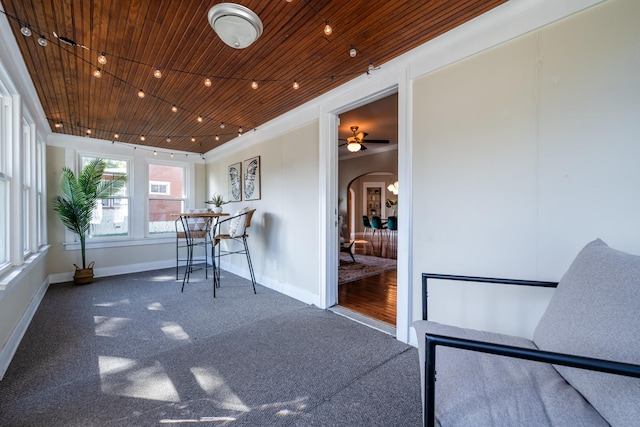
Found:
[208,3,263,49]
[347,141,362,152]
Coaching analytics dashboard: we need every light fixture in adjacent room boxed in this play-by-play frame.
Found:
[347,140,361,152]
[208,3,263,49]
[387,181,398,195]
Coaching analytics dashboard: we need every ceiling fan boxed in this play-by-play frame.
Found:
[339,126,389,153]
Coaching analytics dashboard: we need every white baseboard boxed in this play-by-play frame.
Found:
[48,259,176,284]
[0,278,49,380]
[219,261,320,306]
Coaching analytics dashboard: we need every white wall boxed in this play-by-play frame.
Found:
[412,0,640,338]
[205,122,321,304]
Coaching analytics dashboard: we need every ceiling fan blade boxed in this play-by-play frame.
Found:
[360,144,368,150]
[362,139,389,144]
[356,132,367,140]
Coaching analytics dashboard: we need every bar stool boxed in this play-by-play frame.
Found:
[211,208,257,296]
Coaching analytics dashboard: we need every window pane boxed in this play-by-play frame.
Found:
[148,164,185,235]
[149,199,183,234]
[81,156,129,238]
[89,198,129,237]
[0,179,7,265]
[149,164,183,198]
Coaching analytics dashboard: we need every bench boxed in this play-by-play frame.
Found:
[414,239,640,426]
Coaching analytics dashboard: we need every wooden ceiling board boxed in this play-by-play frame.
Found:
[0,0,507,153]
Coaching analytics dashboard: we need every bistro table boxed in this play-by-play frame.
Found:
[173,212,229,294]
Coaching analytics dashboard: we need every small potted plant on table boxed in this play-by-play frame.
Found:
[206,193,228,213]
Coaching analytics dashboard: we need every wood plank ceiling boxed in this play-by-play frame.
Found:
[0,0,507,154]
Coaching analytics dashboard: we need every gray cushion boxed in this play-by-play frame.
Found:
[533,239,640,426]
[414,321,607,427]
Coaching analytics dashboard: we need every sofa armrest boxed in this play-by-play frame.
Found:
[422,332,640,427]
[421,273,558,320]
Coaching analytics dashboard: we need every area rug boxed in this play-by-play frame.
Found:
[339,253,397,285]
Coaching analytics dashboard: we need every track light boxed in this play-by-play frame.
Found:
[20,24,32,37]
[153,67,162,78]
[98,52,107,65]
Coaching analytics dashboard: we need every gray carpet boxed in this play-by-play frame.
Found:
[0,267,421,426]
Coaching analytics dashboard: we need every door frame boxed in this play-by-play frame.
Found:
[318,68,413,343]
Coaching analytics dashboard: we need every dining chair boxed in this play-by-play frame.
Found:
[371,215,387,254]
[385,216,398,258]
[211,208,257,296]
[362,215,373,241]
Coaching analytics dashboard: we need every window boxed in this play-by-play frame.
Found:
[148,163,185,235]
[36,140,45,246]
[22,122,31,255]
[149,181,170,195]
[0,94,10,271]
[81,156,129,238]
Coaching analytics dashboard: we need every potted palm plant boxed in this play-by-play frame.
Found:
[52,158,127,285]
[205,193,228,213]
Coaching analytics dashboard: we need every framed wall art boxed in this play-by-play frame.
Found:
[228,162,242,202]
[242,156,261,200]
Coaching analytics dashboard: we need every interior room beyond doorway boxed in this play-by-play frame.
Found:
[336,93,398,326]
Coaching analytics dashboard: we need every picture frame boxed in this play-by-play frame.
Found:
[228,162,242,202]
[242,156,261,200]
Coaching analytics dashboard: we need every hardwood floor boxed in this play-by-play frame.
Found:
[338,269,397,326]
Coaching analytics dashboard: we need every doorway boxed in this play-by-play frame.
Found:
[336,93,398,327]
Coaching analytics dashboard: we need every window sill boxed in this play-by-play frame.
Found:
[0,245,51,294]
[62,236,176,251]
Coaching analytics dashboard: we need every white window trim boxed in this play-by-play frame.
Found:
[56,147,196,250]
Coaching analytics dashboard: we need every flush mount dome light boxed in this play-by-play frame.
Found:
[208,3,263,49]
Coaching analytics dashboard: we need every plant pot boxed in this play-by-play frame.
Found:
[73,262,94,285]
[212,206,223,214]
